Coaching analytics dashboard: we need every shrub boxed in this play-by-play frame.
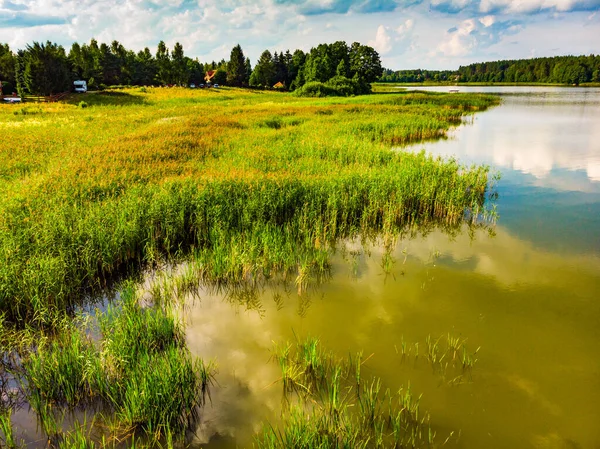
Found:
[293,82,339,97]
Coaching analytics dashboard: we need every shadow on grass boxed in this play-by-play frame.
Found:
[67,91,147,107]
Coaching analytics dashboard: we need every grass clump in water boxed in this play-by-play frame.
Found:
[260,337,436,448]
[16,284,214,442]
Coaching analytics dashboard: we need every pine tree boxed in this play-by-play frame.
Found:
[155,40,172,85]
[227,44,246,86]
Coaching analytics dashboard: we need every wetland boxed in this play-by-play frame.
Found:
[0,86,598,449]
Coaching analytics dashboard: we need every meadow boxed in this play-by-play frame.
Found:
[0,86,499,447]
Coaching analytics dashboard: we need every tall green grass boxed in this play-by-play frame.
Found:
[18,285,214,442]
[0,88,499,327]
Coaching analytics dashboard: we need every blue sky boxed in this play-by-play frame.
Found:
[0,0,598,69]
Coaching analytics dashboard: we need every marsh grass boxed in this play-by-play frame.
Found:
[398,334,481,385]
[0,408,21,448]
[262,337,435,448]
[14,284,214,445]
[0,88,499,327]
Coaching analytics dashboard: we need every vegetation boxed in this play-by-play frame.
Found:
[380,54,600,85]
[257,338,437,448]
[1,39,381,95]
[12,284,214,445]
[0,86,498,447]
[0,87,498,326]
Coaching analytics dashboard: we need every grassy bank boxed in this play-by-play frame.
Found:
[0,87,499,326]
[373,82,600,90]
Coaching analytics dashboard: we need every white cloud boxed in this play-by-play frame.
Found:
[0,0,598,70]
[396,18,414,34]
[479,14,495,26]
[369,24,393,54]
[437,18,478,56]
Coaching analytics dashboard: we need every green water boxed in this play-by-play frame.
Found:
[184,87,600,448]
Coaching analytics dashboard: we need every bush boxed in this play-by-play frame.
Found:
[78,101,88,109]
[293,82,339,97]
[294,77,369,97]
[325,76,361,96]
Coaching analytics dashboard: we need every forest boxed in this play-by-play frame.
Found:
[0,40,383,97]
[379,54,600,85]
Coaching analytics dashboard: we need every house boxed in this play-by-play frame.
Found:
[205,70,216,84]
[273,81,285,89]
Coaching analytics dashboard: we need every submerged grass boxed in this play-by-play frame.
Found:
[260,337,436,448]
[0,87,499,327]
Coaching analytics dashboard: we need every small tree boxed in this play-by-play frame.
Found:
[171,42,188,86]
[0,43,16,93]
[213,68,227,85]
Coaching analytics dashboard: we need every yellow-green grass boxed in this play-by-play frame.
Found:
[0,87,499,325]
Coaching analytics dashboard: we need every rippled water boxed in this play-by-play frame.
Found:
[184,87,600,448]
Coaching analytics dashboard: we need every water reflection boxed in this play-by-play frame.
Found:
[183,225,600,449]
[405,87,600,190]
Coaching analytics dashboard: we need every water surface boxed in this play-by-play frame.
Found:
[184,87,600,448]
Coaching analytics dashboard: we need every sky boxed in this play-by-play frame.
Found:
[0,0,599,70]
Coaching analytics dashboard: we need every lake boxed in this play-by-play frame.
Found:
[184,87,600,448]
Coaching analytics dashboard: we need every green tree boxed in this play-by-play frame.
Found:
[336,58,349,77]
[289,49,306,90]
[250,50,275,87]
[17,41,71,96]
[186,58,204,85]
[245,57,252,84]
[155,40,172,85]
[349,42,383,86]
[213,68,227,85]
[227,44,247,86]
[0,43,16,92]
[171,42,188,86]
[134,47,157,85]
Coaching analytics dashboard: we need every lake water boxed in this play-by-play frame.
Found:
[184,87,600,448]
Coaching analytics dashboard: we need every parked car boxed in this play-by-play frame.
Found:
[190,83,196,88]
[213,84,219,88]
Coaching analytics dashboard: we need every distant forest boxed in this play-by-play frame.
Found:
[0,40,382,97]
[380,55,600,85]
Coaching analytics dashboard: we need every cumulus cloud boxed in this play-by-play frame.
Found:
[0,0,598,69]
[369,24,393,54]
[436,16,521,56]
[429,0,600,14]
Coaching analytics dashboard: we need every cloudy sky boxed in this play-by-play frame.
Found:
[0,0,599,69]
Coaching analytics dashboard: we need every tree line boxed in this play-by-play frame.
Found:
[379,55,600,85]
[0,39,382,97]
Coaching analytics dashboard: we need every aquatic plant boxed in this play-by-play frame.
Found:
[263,337,435,448]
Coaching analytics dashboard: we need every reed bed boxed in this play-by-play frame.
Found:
[13,284,214,444]
[0,87,498,327]
[260,337,436,448]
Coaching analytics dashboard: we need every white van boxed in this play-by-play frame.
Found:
[74,80,87,93]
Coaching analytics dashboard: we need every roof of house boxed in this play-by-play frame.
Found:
[273,81,285,88]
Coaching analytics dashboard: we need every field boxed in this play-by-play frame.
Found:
[0,87,499,447]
